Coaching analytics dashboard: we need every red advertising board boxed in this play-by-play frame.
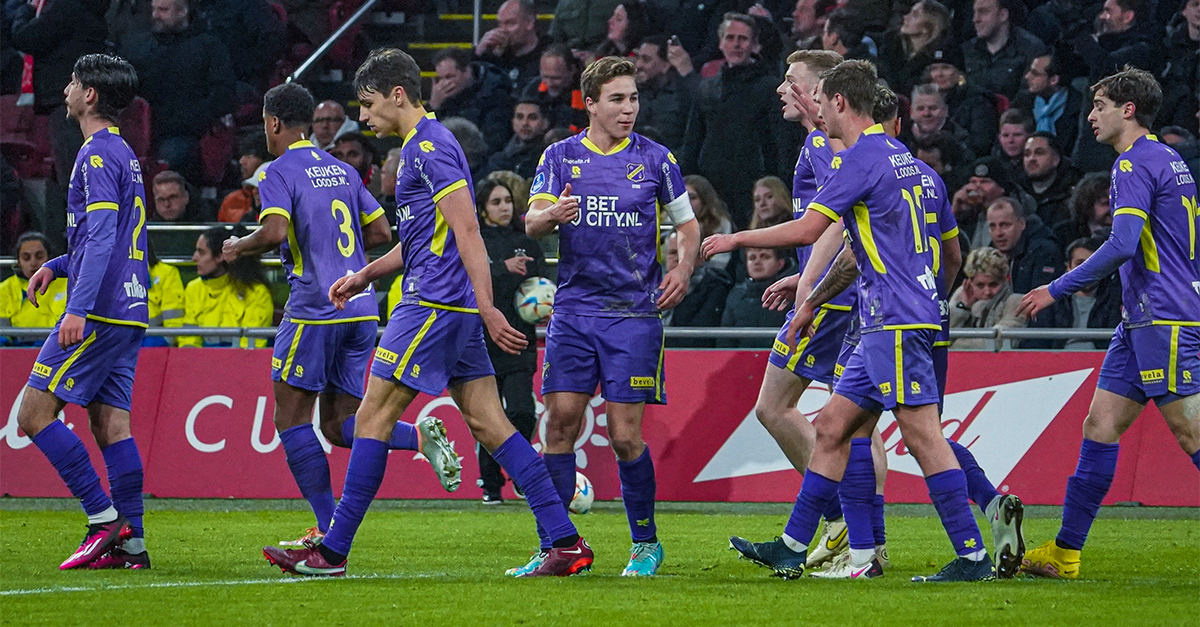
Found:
[1,348,1196,506]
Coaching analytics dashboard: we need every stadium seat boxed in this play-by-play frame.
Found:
[328,0,367,72]
[0,95,53,179]
[198,119,236,187]
[117,97,152,160]
[995,93,1010,115]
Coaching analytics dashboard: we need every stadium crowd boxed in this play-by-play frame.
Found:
[2,0,1197,347]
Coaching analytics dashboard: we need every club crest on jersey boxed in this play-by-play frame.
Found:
[419,140,435,153]
[626,163,645,182]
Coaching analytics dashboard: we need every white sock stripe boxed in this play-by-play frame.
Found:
[0,572,447,596]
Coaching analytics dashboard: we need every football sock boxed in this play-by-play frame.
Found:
[782,471,839,554]
[101,438,144,540]
[947,439,1001,514]
[1191,449,1199,471]
[839,438,876,552]
[872,494,887,546]
[822,491,844,523]
[33,420,114,521]
[492,432,576,546]
[321,437,389,557]
[618,447,657,543]
[536,452,577,550]
[849,548,875,568]
[340,415,418,450]
[925,469,986,559]
[279,424,335,533]
[1057,439,1118,551]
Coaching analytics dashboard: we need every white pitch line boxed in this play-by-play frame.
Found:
[0,572,447,596]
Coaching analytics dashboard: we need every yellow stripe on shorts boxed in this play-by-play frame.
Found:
[396,310,439,379]
[281,323,305,383]
[48,331,98,393]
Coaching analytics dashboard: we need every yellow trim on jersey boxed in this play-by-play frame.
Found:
[432,178,468,203]
[48,331,98,393]
[941,226,960,241]
[820,303,853,312]
[862,124,885,136]
[655,200,662,264]
[934,340,952,347]
[418,300,480,314]
[581,135,631,156]
[287,315,380,325]
[1151,320,1200,326]
[807,202,840,222]
[788,309,828,370]
[281,323,305,383]
[288,139,316,150]
[259,207,291,221]
[1168,325,1180,393]
[1113,207,1148,220]
[1137,219,1160,272]
[882,323,941,331]
[529,193,558,205]
[107,127,121,135]
[430,208,449,256]
[85,201,119,212]
[852,202,886,273]
[894,330,905,404]
[86,314,149,328]
[361,207,385,226]
[286,220,304,276]
[396,310,439,379]
[401,112,438,148]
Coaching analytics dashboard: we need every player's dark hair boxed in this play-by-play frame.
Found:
[333,131,378,165]
[871,84,899,124]
[354,48,423,105]
[1091,67,1161,130]
[999,108,1034,133]
[580,56,636,103]
[1067,171,1110,235]
[432,47,473,71]
[72,53,138,122]
[786,49,843,73]
[200,226,269,287]
[819,60,878,117]
[14,231,51,258]
[475,178,521,232]
[263,82,315,129]
[1027,130,1061,156]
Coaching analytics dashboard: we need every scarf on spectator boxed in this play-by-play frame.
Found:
[1033,90,1068,134]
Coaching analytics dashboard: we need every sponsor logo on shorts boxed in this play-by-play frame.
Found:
[805,354,815,367]
[879,382,892,396]
[834,364,844,378]
[64,378,75,391]
[772,339,790,355]
[410,364,421,378]
[271,357,282,369]
[374,347,398,365]
[630,376,656,389]
[32,362,51,378]
[542,361,550,380]
[294,366,304,378]
[910,381,921,395]
[1140,369,1165,383]
[1184,370,1192,383]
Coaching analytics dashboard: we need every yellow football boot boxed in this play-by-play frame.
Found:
[1021,540,1080,579]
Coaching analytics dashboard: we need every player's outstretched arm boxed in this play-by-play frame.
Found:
[786,246,859,349]
[525,183,578,239]
[329,240,405,309]
[438,186,529,354]
[657,218,700,310]
[222,215,288,261]
[702,209,833,258]
[797,219,846,302]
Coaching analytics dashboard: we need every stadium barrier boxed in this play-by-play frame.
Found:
[2,346,1195,506]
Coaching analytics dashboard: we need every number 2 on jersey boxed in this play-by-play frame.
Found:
[331,199,355,257]
[129,196,146,261]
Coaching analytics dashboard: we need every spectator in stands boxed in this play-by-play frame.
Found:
[952,157,1020,247]
[0,232,67,339]
[633,35,699,150]
[106,0,154,53]
[717,247,794,348]
[790,0,827,51]
[682,13,784,230]
[1021,131,1082,226]
[120,0,234,178]
[442,117,490,182]
[902,83,973,160]
[429,48,514,155]
[476,0,545,91]
[151,170,204,221]
[236,131,271,183]
[1068,0,1157,84]
[312,101,358,151]
[195,0,284,95]
[962,0,1047,98]
[821,8,875,63]
[927,58,1001,158]
[218,161,267,223]
[1052,171,1112,248]
[144,240,184,346]
[749,176,791,230]
[377,147,402,219]
[993,108,1033,173]
[913,132,971,191]
[487,169,531,220]
[476,177,545,503]
[663,229,732,347]
[948,246,1027,349]
[486,99,550,178]
[180,226,273,348]
[986,196,1061,293]
[1026,235,1123,349]
[550,0,622,48]
[519,44,587,130]
[10,0,108,249]
[878,0,954,98]
[685,174,734,271]
[330,132,380,196]
[1011,53,1082,151]
[593,1,655,58]
[1160,0,1200,130]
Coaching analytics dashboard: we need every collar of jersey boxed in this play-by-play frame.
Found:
[82,126,120,146]
[1124,133,1158,152]
[861,124,885,136]
[581,133,630,156]
[288,139,316,150]
[402,112,438,148]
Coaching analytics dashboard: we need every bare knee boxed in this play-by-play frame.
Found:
[609,433,645,461]
[1081,412,1123,444]
[754,403,783,429]
[17,387,60,437]
[320,418,347,448]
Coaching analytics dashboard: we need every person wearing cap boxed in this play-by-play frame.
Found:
[951,156,1024,247]
[925,58,1000,158]
[985,196,1061,293]
[962,0,1047,99]
[1020,131,1082,227]
[218,161,269,223]
[878,0,954,98]
[1010,53,1082,152]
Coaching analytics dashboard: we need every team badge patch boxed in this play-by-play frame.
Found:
[626,163,645,182]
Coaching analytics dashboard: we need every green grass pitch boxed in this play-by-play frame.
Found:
[1,500,1196,626]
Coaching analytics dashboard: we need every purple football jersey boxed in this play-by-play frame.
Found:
[793,129,855,309]
[916,160,959,344]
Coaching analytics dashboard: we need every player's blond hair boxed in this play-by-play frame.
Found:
[785,50,842,74]
[580,56,636,103]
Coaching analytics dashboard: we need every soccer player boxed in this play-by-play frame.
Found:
[19,53,150,570]
[262,48,589,577]
[1017,68,1200,579]
[222,82,461,549]
[704,60,994,582]
[521,56,700,577]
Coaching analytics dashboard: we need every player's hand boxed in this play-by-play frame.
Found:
[328,271,369,310]
[26,266,55,308]
[58,313,85,349]
[548,183,579,224]
[701,233,738,259]
[790,83,822,130]
[481,306,528,354]
[762,274,799,311]
[504,255,534,275]
[656,266,689,310]
[221,236,240,262]
[784,301,817,351]
[1016,285,1055,320]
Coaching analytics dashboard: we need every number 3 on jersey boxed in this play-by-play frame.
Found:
[331,199,355,257]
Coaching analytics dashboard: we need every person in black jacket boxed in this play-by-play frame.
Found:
[1026,235,1122,349]
[484,98,549,178]
[663,229,733,347]
[717,247,795,348]
[1010,52,1082,152]
[428,48,515,156]
[475,178,546,504]
[986,196,1062,293]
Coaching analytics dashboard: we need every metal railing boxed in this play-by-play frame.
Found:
[287,0,380,83]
